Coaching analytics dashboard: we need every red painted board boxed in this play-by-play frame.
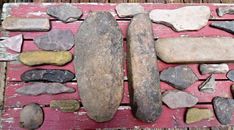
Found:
[2,105,233,129]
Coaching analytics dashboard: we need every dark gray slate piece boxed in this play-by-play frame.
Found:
[227,70,234,81]
[217,7,234,17]
[210,21,234,34]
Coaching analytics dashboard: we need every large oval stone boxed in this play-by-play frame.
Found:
[74,12,123,122]
[127,13,162,122]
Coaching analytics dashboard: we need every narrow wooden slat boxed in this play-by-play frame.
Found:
[0,62,6,109]
[221,0,234,2]
[166,0,183,3]
[183,0,202,3]
[203,0,221,3]
[70,0,79,2]
[146,0,165,3]
[109,0,127,3]
[128,0,145,3]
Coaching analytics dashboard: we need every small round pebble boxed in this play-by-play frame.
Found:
[227,70,234,81]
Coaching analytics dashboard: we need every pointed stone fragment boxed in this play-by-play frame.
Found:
[0,34,23,52]
[199,64,229,75]
[149,6,210,31]
[199,75,216,93]
[47,4,82,23]
[50,100,80,112]
[19,51,72,66]
[217,7,234,17]
[127,13,162,122]
[155,37,234,63]
[162,90,198,109]
[213,97,234,125]
[34,29,74,51]
[227,70,234,81]
[210,21,234,34]
[16,83,75,96]
[2,17,50,31]
[115,3,145,17]
[75,12,123,122]
[160,65,198,90]
[21,69,75,83]
[186,108,213,124]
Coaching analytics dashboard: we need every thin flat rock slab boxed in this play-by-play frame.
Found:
[162,90,198,109]
[0,34,23,52]
[75,12,123,122]
[213,97,234,125]
[217,7,234,17]
[2,17,50,31]
[199,75,216,93]
[227,70,234,81]
[47,4,82,23]
[19,51,72,66]
[16,83,75,96]
[199,64,229,75]
[34,29,74,51]
[50,100,80,112]
[149,6,210,31]
[186,108,214,124]
[21,69,75,83]
[156,37,234,63]
[115,3,145,18]
[127,13,162,122]
[210,21,234,34]
[160,65,198,90]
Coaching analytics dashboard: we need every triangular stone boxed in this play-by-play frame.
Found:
[199,75,216,93]
[210,21,234,34]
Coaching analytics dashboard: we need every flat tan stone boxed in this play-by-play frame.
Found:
[186,108,213,124]
[155,37,234,63]
[50,100,80,112]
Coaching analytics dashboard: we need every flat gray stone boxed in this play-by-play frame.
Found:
[199,75,216,93]
[0,34,23,52]
[115,3,145,17]
[217,7,234,17]
[127,13,162,122]
[160,65,198,90]
[199,64,229,75]
[156,37,234,63]
[47,4,82,23]
[227,70,234,81]
[210,21,234,34]
[149,6,210,31]
[75,12,123,122]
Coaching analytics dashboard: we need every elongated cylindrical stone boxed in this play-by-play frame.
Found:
[199,64,229,74]
[75,12,123,122]
[127,13,162,122]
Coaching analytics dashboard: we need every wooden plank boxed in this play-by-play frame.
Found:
[203,0,221,3]
[0,62,6,110]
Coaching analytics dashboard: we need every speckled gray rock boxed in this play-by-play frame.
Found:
[199,75,216,93]
[20,103,44,129]
[34,29,74,51]
[199,64,229,75]
[115,3,145,17]
[227,70,234,81]
[217,7,234,17]
[162,90,198,109]
[21,69,75,83]
[210,21,234,34]
[16,83,75,95]
[213,97,234,125]
[75,12,123,122]
[127,13,162,122]
[47,4,82,23]
[160,65,198,90]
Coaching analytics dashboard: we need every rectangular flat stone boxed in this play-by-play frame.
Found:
[155,37,234,63]
[2,17,50,31]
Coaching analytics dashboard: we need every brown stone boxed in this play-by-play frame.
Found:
[50,100,80,112]
[127,13,162,122]
[74,12,123,122]
[186,108,213,124]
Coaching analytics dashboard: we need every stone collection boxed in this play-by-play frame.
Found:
[217,7,234,17]
[210,21,234,34]
[50,100,80,112]
[186,108,213,124]
[199,64,229,74]
[115,3,145,17]
[227,70,234,81]
[198,75,216,93]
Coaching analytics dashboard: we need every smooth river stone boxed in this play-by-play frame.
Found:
[210,21,234,34]
[0,34,23,52]
[16,83,75,96]
[149,6,210,31]
[2,17,50,31]
[115,3,145,17]
[199,64,229,74]
[34,29,74,51]
[160,65,198,90]
[186,108,213,124]
[127,14,162,122]
[162,90,198,109]
[75,12,123,122]
[199,75,216,93]
[156,37,234,63]
[19,51,72,66]
[47,4,82,23]
[217,7,234,17]
[213,97,234,125]
[21,69,75,83]
[20,103,44,129]
[227,70,234,81]
[50,100,80,112]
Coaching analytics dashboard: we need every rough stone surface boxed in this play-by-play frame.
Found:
[186,108,213,124]
[210,21,234,34]
[20,103,44,129]
[47,4,82,23]
[213,97,234,125]
[199,75,216,93]
[217,7,234,17]
[34,29,74,51]
[149,6,210,31]
[75,12,123,122]
[199,64,229,74]
[160,65,198,90]
[227,70,234,81]
[115,3,145,17]
[231,85,234,98]
[19,51,72,66]
[0,34,23,52]
[162,90,198,109]
[2,17,50,31]
[0,52,19,61]
[127,13,162,122]
[21,69,75,83]
[16,83,75,96]
[50,100,80,112]
[156,37,234,63]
